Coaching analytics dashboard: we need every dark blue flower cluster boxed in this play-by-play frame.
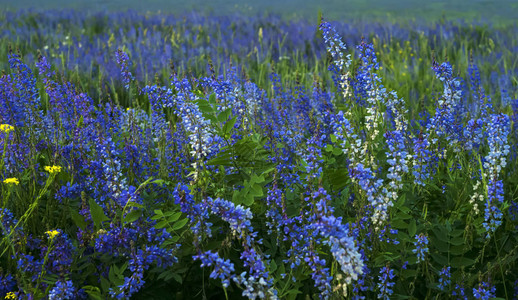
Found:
[438,266,451,290]
[412,233,429,263]
[0,13,516,300]
[115,49,135,89]
[472,281,496,300]
[483,113,510,236]
[377,266,395,299]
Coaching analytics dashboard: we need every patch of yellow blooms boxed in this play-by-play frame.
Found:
[4,292,17,299]
[45,230,60,239]
[3,178,19,186]
[0,124,14,134]
[44,165,62,174]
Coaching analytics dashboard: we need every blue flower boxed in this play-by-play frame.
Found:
[472,281,496,300]
[412,233,429,263]
[48,280,75,300]
[377,266,395,300]
[438,266,451,290]
[114,49,134,89]
[193,251,236,288]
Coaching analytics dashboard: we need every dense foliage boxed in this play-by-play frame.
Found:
[1,9,518,300]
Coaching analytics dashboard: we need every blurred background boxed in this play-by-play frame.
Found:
[0,0,516,110]
[1,0,518,24]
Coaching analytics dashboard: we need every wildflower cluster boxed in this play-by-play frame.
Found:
[438,266,451,290]
[45,230,60,239]
[482,113,510,236]
[377,266,395,299]
[412,233,429,263]
[193,251,236,288]
[0,13,516,300]
[0,124,14,134]
[2,178,19,186]
[114,49,134,89]
[472,281,496,300]
[44,165,62,174]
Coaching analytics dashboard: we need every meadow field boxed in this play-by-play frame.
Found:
[0,4,518,300]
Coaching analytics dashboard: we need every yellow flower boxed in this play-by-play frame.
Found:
[0,124,14,134]
[3,178,19,186]
[44,165,62,174]
[45,230,60,239]
[5,292,17,299]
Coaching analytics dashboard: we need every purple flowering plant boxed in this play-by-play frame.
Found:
[0,9,517,300]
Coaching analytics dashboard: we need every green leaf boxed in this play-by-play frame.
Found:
[408,219,417,237]
[270,260,277,272]
[395,194,406,207]
[450,229,464,237]
[333,147,343,155]
[398,212,413,220]
[217,107,232,123]
[165,211,182,222]
[155,220,168,229]
[431,253,448,265]
[432,226,449,242]
[100,277,110,294]
[69,207,86,230]
[450,236,466,246]
[397,231,411,242]
[250,174,265,184]
[250,183,264,197]
[150,215,161,221]
[82,286,102,300]
[242,194,255,206]
[77,115,84,128]
[450,245,469,255]
[208,92,217,104]
[123,210,142,224]
[171,273,183,283]
[391,219,408,229]
[222,116,237,135]
[171,218,189,230]
[108,266,124,286]
[232,189,242,204]
[285,289,302,296]
[89,198,110,228]
[324,168,348,190]
[125,201,144,209]
[434,239,450,253]
[207,152,233,166]
[451,257,476,268]
[401,269,418,279]
[196,99,214,114]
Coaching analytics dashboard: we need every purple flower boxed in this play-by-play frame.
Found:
[412,233,429,263]
[472,281,496,300]
[452,283,468,300]
[438,266,451,290]
[377,266,395,300]
[48,280,75,300]
[114,49,134,89]
[483,113,510,236]
[193,251,236,288]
